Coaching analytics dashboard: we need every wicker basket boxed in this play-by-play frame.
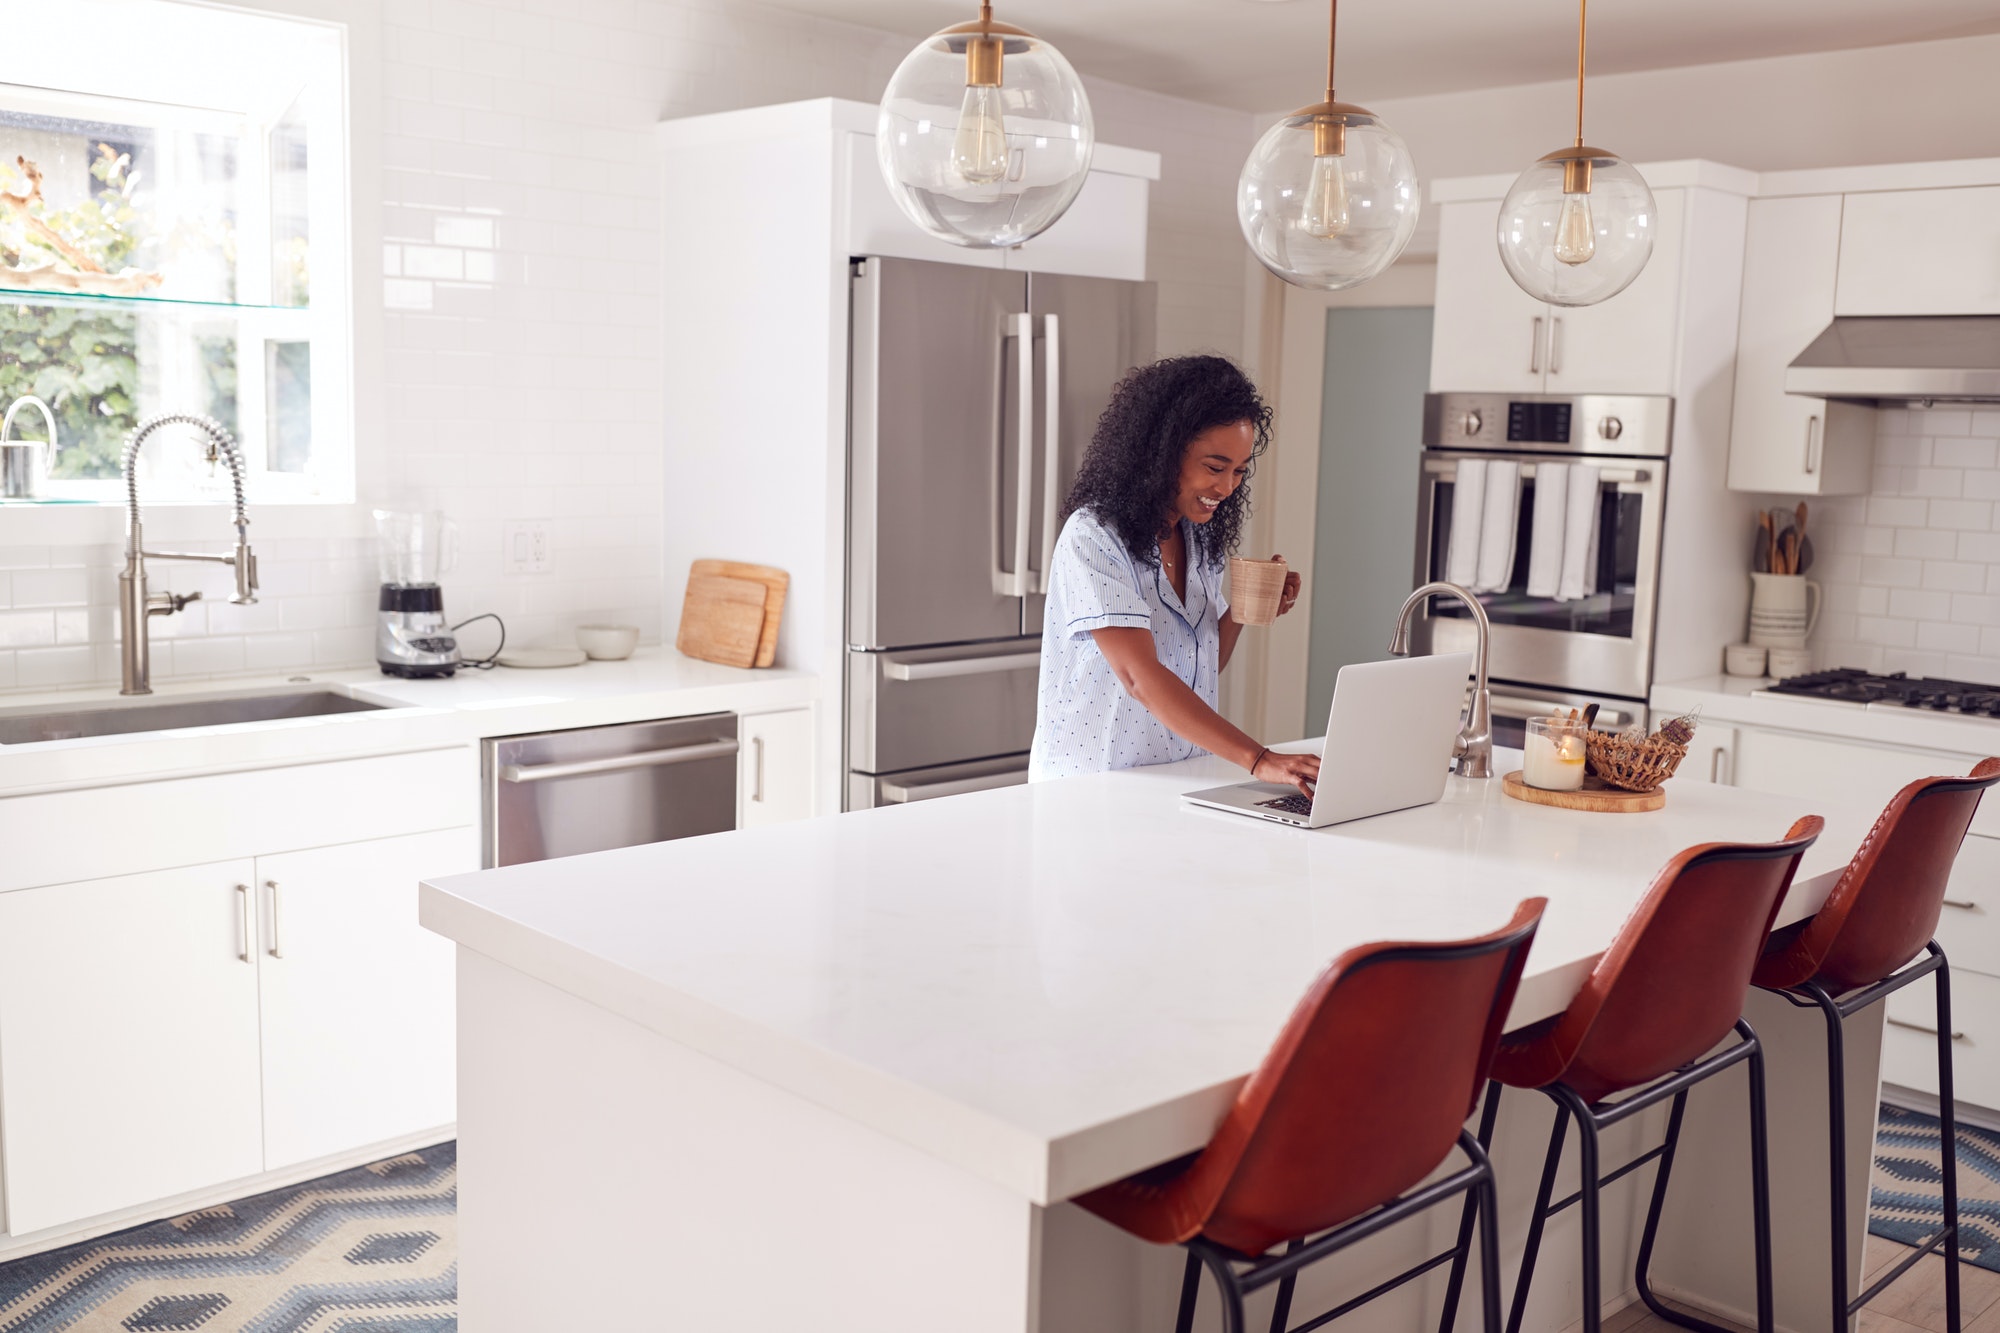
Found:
[1584,730,1689,793]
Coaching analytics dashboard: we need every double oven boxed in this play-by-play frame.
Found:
[1409,392,1673,749]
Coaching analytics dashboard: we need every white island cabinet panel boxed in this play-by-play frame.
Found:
[1837,186,2000,315]
[257,828,473,1171]
[738,708,815,828]
[0,861,263,1236]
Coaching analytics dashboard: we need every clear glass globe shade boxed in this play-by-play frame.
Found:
[876,26,1093,249]
[1497,151,1656,307]
[1237,110,1420,291]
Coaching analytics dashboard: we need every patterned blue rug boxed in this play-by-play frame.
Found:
[0,1142,455,1331]
[1872,1104,2000,1273]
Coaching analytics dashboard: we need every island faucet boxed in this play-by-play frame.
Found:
[118,414,258,695]
[1388,580,1494,779]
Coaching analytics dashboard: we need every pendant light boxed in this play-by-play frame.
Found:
[876,3,1094,249]
[1496,0,1655,307]
[1237,0,1420,291]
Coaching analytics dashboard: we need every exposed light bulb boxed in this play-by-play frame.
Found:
[951,83,1008,185]
[1301,154,1350,239]
[1554,190,1595,266]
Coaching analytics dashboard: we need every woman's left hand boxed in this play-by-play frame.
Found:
[1271,554,1302,617]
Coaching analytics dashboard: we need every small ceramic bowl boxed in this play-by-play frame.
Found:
[1766,646,1814,680]
[1723,643,1768,678]
[575,623,640,661]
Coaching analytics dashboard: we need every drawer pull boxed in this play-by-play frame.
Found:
[1942,897,1978,910]
[1888,1017,1966,1041]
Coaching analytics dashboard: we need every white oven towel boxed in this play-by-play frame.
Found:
[1557,463,1602,601]
[1445,458,1487,588]
[1526,461,1569,598]
[1474,460,1521,592]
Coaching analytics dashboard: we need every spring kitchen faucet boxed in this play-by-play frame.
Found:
[118,414,259,695]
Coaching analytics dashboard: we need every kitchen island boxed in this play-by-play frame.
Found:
[421,746,1892,1333]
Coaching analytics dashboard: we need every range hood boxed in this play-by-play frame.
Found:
[1787,316,2000,403]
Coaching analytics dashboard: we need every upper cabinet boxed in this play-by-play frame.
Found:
[1429,189,1686,397]
[1836,186,2000,315]
[1726,194,1875,494]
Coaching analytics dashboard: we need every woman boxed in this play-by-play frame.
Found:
[1028,355,1320,796]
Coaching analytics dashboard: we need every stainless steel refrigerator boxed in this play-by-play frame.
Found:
[845,256,1155,810]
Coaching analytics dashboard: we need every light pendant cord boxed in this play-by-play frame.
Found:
[1324,0,1338,102]
[1574,0,1588,147]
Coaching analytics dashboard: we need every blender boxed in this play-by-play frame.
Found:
[374,509,461,677]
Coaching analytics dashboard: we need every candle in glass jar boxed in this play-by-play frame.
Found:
[1523,720,1588,791]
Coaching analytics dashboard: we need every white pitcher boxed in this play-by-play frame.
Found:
[1748,572,1821,649]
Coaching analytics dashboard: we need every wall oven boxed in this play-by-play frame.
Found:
[1412,393,1672,732]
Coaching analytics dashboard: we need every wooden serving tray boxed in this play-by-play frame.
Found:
[1502,769,1664,813]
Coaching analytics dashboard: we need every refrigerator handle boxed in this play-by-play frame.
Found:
[1031,314,1061,594]
[992,312,1036,597]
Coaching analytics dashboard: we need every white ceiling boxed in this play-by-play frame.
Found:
[769,0,2000,110]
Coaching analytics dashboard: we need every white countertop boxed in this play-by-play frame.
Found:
[1653,673,2000,759]
[420,745,1877,1207]
[0,650,816,796]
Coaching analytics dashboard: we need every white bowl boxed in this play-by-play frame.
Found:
[575,623,640,661]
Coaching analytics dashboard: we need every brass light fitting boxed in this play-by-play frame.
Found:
[1554,0,1594,196]
[943,2,1024,89]
[1290,0,1376,160]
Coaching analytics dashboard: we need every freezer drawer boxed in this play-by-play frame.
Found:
[848,754,1031,811]
[482,713,738,868]
[847,640,1041,775]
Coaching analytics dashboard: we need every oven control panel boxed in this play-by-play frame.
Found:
[1422,392,1672,458]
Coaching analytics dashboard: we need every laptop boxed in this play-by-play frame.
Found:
[1182,651,1476,829]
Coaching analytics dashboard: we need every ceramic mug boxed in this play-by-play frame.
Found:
[1747,572,1821,649]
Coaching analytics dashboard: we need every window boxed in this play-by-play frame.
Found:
[0,1,351,504]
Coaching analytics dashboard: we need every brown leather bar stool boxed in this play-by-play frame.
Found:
[1752,758,2000,1333]
[1074,899,1546,1333]
[1438,817,1824,1333]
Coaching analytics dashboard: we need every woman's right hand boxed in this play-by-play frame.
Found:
[1254,748,1320,797]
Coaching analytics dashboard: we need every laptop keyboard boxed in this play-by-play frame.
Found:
[1256,793,1314,817]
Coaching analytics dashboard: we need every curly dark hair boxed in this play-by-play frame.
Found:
[1061,354,1272,568]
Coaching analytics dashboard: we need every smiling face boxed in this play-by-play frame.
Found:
[1169,419,1256,529]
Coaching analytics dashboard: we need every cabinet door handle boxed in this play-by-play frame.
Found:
[1709,746,1732,785]
[751,735,766,804]
[1803,414,1821,474]
[235,883,252,963]
[1888,1016,1966,1041]
[1549,316,1564,375]
[1529,316,1543,374]
[266,880,283,958]
[1943,897,1978,910]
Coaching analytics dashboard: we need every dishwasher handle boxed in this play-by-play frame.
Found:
[499,738,739,784]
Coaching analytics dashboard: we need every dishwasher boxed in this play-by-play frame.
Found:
[481,713,739,868]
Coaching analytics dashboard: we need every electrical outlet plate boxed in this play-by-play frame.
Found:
[502,520,551,574]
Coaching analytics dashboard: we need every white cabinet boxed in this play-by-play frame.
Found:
[1430,190,1685,396]
[0,861,265,1235]
[1882,970,2000,1111]
[1727,194,1875,494]
[1836,186,2000,316]
[1731,726,2000,839]
[1671,726,1738,787]
[1430,200,1550,394]
[739,708,815,828]
[257,829,473,1170]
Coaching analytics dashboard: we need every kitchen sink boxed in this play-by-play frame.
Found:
[0,687,396,745]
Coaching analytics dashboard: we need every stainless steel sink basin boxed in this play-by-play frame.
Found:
[0,688,395,745]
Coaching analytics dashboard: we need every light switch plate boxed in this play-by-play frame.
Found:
[502,520,550,574]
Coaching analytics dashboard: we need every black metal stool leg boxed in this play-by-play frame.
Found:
[1175,1251,1202,1333]
[1748,1035,1777,1333]
[1569,1093,1604,1333]
[1506,1098,1570,1333]
[1439,1081,1504,1333]
[1476,1166,1504,1333]
[1939,962,1963,1333]
[1268,1238,1304,1333]
[1804,984,1849,1333]
[1632,1089,1690,1326]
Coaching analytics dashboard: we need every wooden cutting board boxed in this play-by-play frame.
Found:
[676,573,767,668]
[1501,770,1665,813]
[689,559,788,668]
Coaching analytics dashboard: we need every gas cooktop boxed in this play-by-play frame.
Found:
[1764,668,2000,717]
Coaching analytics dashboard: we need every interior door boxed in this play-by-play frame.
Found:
[0,860,264,1234]
[850,257,1029,649]
[256,828,473,1170]
[1022,273,1158,633]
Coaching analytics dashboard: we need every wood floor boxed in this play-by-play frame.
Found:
[1604,1242,2000,1333]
